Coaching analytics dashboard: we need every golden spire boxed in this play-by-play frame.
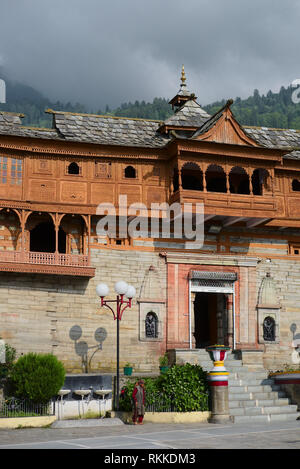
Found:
[181,65,186,86]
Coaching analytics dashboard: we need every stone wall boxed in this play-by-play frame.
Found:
[1,241,300,373]
[0,249,167,373]
[257,258,300,370]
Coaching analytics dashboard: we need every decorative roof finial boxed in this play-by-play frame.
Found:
[181,65,186,87]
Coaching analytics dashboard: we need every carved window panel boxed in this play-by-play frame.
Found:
[95,161,112,178]
[33,159,53,175]
[29,179,56,202]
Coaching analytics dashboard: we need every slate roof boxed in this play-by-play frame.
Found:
[0,101,300,159]
[163,99,211,128]
[244,126,300,151]
[50,110,170,148]
[0,111,62,140]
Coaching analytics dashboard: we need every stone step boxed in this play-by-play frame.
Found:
[230,414,270,423]
[229,396,291,409]
[231,412,299,424]
[229,392,252,401]
[262,405,298,415]
[248,391,283,400]
[229,384,280,394]
[255,398,290,407]
[228,376,274,384]
[229,399,257,408]
[230,406,265,416]
[268,412,300,422]
[234,370,269,379]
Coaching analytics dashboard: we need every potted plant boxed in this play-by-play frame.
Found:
[159,353,169,374]
[123,362,133,376]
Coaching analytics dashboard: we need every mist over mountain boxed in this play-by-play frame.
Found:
[1,71,300,130]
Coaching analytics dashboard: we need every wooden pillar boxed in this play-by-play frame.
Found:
[190,291,196,348]
[248,169,253,195]
[226,294,234,347]
[54,214,59,254]
[226,170,230,194]
[203,164,207,193]
[178,167,182,191]
[87,215,91,265]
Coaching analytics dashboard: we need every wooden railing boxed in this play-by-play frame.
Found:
[0,250,89,267]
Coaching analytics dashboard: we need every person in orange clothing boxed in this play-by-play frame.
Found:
[132,380,145,425]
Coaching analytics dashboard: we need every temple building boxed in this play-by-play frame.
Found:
[0,67,300,373]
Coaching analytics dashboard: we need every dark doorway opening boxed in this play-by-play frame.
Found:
[194,292,227,348]
[30,222,66,253]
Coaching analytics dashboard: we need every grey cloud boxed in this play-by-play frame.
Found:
[0,0,299,109]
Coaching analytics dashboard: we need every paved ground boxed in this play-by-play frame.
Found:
[0,419,299,450]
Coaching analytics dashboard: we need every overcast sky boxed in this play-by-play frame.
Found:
[0,0,300,110]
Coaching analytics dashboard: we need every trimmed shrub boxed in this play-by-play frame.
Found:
[119,363,209,412]
[10,353,65,403]
[159,363,209,411]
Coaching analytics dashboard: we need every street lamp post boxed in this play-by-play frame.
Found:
[96,281,136,411]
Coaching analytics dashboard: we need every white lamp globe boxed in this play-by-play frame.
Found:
[125,285,136,299]
[96,283,109,298]
[114,280,128,295]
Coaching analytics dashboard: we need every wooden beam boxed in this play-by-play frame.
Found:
[223,216,246,227]
[246,218,270,228]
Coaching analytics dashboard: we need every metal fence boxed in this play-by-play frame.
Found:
[146,394,176,412]
[0,397,54,418]
[145,392,209,413]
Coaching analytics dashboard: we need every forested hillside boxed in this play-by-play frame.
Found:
[1,70,300,130]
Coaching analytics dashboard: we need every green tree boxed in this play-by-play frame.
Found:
[10,353,65,403]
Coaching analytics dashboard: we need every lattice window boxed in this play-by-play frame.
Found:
[11,158,23,185]
[0,157,7,184]
[192,279,232,289]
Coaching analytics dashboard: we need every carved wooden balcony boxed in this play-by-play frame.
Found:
[169,189,283,228]
[0,250,95,277]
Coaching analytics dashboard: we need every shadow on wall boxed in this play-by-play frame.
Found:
[69,325,107,373]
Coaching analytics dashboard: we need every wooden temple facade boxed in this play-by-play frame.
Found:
[0,68,300,372]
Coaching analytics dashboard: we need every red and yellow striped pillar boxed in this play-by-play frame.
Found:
[206,345,231,423]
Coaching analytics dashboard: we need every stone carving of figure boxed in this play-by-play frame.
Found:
[263,316,275,341]
[145,313,157,338]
